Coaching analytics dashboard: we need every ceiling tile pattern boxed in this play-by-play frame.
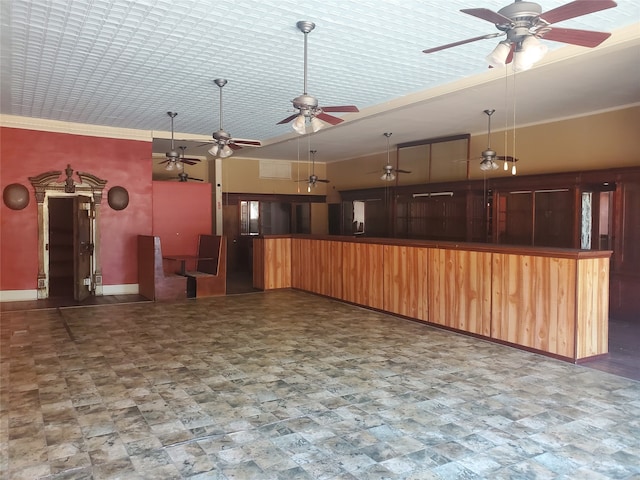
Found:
[2,0,637,148]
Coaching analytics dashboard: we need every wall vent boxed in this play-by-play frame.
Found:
[259,160,291,180]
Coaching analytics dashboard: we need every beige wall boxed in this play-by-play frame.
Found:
[327,106,640,190]
[467,106,640,178]
[220,157,328,195]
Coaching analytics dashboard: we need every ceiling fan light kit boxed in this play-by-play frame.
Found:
[165,160,183,172]
[292,114,307,135]
[424,0,617,72]
[513,35,548,71]
[486,40,512,67]
[381,173,396,181]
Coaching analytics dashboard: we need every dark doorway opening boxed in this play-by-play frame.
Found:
[48,197,74,298]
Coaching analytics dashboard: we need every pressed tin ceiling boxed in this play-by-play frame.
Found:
[1,0,639,162]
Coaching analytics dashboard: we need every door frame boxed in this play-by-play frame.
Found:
[29,165,107,299]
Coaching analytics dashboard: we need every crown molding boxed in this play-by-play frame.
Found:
[0,114,152,142]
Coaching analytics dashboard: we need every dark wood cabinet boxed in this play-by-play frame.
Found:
[339,166,640,320]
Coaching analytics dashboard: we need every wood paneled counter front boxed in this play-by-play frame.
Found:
[253,235,611,362]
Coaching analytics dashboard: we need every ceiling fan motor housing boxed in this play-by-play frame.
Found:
[212,129,231,143]
[498,1,542,23]
[498,1,543,43]
[292,94,319,116]
[165,150,180,160]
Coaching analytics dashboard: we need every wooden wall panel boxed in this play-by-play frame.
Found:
[329,241,344,299]
[309,239,333,296]
[255,237,291,289]
[383,245,429,321]
[428,248,491,335]
[291,238,306,291]
[291,238,342,297]
[491,254,576,358]
[576,257,609,359]
[342,242,384,309]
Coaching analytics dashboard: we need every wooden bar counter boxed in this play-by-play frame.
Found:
[253,235,611,362]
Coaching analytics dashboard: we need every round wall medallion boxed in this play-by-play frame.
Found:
[107,186,129,210]
[3,183,30,210]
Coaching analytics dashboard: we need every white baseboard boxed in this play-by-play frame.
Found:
[101,284,139,295]
[0,284,139,302]
[0,290,38,302]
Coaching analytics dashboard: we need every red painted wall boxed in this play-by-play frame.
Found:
[151,181,212,272]
[1,127,153,290]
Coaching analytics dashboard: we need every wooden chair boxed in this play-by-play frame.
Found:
[185,235,227,297]
[137,235,187,302]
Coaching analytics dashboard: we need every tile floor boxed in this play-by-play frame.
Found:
[1,290,639,479]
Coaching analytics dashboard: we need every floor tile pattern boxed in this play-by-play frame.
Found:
[1,290,639,479]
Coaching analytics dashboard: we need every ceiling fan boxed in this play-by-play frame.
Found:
[475,109,518,173]
[423,0,617,71]
[200,79,262,158]
[278,21,359,134]
[298,150,330,192]
[159,112,201,171]
[379,133,411,182]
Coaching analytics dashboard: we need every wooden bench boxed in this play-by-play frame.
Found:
[185,235,227,297]
[137,235,187,302]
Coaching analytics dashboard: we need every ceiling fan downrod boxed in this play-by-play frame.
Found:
[480,109,499,171]
[214,78,227,131]
[297,21,315,96]
[166,111,179,161]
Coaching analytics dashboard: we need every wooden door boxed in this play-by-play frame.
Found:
[74,195,93,301]
[223,204,240,273]
[611,181,640,318]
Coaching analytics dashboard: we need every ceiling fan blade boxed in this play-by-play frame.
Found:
[231,138,262,147]
[461,8,512,24]
[228,144,242,151]
[540,0,617,25]
[423,32,503,54]
[322,105,359,113]
[316,112,344,125]
[395,169,412,174]
[277,114,299,125]
[496,156,518,162]
[317,179,330,183]
[539,27,611,47]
